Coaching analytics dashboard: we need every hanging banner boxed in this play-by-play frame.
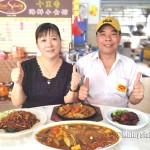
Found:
[0,0,72,17]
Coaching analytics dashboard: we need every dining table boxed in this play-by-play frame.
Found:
[0,104,150,150]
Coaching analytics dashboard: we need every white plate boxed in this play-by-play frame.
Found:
[0,108,47,137]
[32,120,122,150]
[105,107,149,130]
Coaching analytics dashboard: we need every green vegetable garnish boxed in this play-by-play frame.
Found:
[0,112,7,119]
[6,128,16,133]
[111,109,128,116]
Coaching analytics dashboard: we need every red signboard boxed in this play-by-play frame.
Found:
[0,0,72,17]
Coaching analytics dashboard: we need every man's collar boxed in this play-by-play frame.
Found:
[93,51,100,60]
[96,51,122,61]
[116,52,121,62]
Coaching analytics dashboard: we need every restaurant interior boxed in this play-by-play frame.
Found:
[0,0,149,113]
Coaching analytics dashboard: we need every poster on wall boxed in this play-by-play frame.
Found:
[0,18,72,53]
[73,3,88,44]
[0,0,72,17]
[0,0,72,53]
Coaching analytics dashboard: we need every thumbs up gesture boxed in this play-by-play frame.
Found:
[70,64,82,91]
[79,77,89,100]
[11,61,24,84]
[131,72,144,102]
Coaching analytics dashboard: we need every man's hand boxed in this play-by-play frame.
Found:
[11,61,24,84]
[79,77,89,100]
[129,72,144,104]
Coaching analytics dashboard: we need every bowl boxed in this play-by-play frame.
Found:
[32,120,122,150]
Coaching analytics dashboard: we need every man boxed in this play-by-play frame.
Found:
[76,16,144,107]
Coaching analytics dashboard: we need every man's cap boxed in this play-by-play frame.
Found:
[96,16,121,32]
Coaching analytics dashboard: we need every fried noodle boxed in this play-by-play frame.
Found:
[0,110,40,133]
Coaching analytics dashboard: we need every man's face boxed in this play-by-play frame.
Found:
[96,25,121,55]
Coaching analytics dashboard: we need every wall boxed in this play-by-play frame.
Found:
[80,0,100,24]
[80,0,101,46]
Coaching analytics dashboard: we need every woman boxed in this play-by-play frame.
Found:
[11,23,81,108]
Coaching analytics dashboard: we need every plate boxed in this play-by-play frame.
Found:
[0,108,47,137]
[32,120,122,150]
[105,107,149,130]
[56,102,96,120]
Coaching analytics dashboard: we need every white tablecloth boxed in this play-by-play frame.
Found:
[0,105,150,150]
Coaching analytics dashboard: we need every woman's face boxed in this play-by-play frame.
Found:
[37,30,61,59]
[96,25,121,55]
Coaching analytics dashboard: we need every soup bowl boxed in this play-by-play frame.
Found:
[32,120,122,150]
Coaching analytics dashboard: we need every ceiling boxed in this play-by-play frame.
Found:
[101,0,150,8]
[100,0,150,18]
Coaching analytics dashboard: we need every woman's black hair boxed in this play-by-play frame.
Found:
[35,23,61,43]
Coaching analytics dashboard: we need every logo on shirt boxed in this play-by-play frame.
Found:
[117,84,127,93]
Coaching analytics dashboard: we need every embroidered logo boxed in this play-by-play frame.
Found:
[117,84,127,93]
[103,19,112,23]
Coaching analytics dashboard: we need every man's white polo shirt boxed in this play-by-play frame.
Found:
[76,51,140,107]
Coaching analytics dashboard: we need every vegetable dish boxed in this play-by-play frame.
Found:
[56,102,96,120]
[35,122,120,150]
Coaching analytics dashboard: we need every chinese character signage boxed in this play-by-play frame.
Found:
[0,0,72,17]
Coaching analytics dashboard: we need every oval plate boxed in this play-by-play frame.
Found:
[0,108,47,137]
[105,107,149,130]
[56,102,97,120]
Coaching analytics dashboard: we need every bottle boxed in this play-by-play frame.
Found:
[84,42,89,54]
[0,83,8,101]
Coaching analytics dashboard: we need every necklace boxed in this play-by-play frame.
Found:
[40,57,60,84]
[47,80,51,84]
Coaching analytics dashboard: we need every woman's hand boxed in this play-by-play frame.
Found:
[70,64,82,91]
[11,61,26,107]
[79,77,89,100]
[11,61,24,85]
[64,64,82,103]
